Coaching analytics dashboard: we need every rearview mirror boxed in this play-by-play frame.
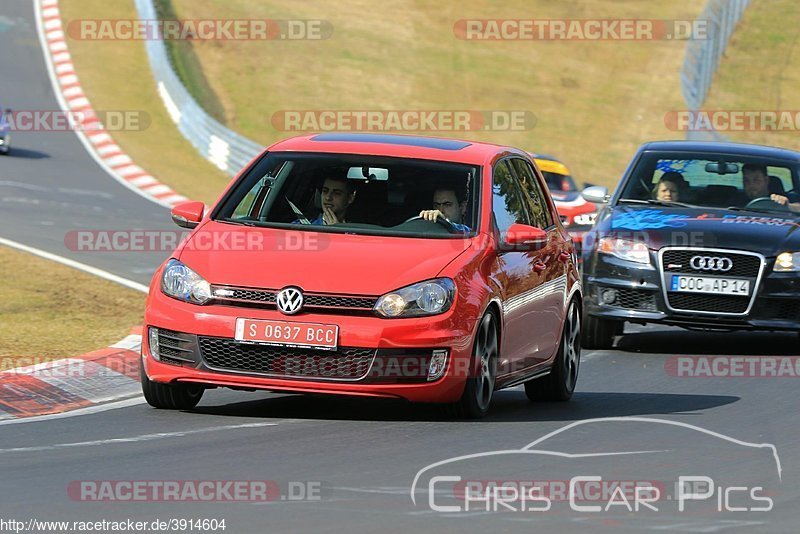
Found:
[503,223,547,251]
[347,167,388,181]
[705,162,740,175]
[582,185,609,204]
[171,201,205,229]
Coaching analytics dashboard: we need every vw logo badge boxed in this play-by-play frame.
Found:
[689,255,733,272]
[276,287,304,315]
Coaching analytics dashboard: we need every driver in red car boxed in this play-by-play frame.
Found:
[418,188,471,232]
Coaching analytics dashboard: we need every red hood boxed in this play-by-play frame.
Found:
[553,195,596,218]
[176,221,471,295]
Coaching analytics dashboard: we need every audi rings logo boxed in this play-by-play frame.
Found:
[689,255,733,272]
[276,287,304,315]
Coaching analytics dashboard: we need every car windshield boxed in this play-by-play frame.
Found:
[214,152,480,238]
[542,171,578,193]
[618,151,800,217]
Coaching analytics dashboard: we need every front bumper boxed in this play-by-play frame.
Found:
[583,250,800,331]
[142,289,478,403]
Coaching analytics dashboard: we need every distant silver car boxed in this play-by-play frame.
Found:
[0,109,11,155]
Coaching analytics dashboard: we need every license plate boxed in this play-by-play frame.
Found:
[235,318,339,350]
[670,275,750,296]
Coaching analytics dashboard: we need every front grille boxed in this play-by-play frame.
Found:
[198,337,375,380]
[667,294,750,314]
[226,288,275,303]
[662,250,760,277]
[211,285,376,312]
[660,248,763,316]
[304,295,376,309]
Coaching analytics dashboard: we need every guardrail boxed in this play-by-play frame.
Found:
[134,0,263,176]
[138,0,751,167]
[680,0,751,140]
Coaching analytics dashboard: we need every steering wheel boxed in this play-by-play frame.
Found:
[745,196,791,211]
[403,215,458,232]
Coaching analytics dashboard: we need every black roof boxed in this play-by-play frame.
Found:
[311,133,472,151]
[640,140,800,162]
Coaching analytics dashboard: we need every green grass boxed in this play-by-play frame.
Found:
[161,0,706,188]
[0,246,144,369]
[60,0,231,204]
[703,0,800,149]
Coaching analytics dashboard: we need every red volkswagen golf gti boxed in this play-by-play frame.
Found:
[141,133,582,417]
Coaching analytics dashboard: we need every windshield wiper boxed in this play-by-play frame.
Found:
[724,206,796,216]
[617,198,695,208]
[219,218,259,226]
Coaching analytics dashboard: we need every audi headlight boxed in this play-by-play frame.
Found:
[374,278,455,318]
[774,252,800,272]
[598,237,651,265]
[161,259,212,304]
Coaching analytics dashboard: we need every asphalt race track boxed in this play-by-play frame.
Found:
[1,2,798,532]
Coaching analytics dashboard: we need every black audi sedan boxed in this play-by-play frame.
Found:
[581,140,800,348]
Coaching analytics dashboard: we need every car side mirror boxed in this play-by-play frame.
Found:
[171,201,205,229]
[503,223,547,251]
[582,185,609,204]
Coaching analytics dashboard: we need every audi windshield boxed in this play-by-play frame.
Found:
[617,152,800,217]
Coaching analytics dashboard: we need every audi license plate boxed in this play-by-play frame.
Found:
[235,318,338,350]
[670,275,750,296]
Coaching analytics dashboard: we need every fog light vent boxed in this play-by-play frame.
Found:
[428,350,448,381]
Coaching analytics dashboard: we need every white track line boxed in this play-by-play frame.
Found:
[0,236,148,293]
[0,422,278,451]
[0,397,145,426]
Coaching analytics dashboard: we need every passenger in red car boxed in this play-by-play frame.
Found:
[314,177,357,225]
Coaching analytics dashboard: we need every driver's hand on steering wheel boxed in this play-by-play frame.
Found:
[771,194,789,206]
[419,209,445,223]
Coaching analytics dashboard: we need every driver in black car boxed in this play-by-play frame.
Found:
[418,188,471,232]
[742,163,772,202]
[742,163,800,213]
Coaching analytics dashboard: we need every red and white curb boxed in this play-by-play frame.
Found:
[0,330,142,420]
[36,0,188,208]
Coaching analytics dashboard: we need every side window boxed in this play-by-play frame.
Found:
[512,159,553,228]
[231,176,268,219]
[492,160,529,235]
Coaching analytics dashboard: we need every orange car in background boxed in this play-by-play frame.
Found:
[531,154,598,256]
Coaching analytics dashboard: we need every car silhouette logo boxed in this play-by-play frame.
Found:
[689,256,733,272]
[276,287,304,315]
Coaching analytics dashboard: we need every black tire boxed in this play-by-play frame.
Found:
[525,299,581,401]
[140,363,204,410]
[582,314,619,349]
[448,311,499,419]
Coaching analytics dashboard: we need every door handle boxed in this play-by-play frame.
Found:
[534,261,546,273]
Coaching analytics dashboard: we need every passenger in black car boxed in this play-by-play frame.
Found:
[653,172,687,202]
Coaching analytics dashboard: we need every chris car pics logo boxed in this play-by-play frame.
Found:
[410,417,781,514]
